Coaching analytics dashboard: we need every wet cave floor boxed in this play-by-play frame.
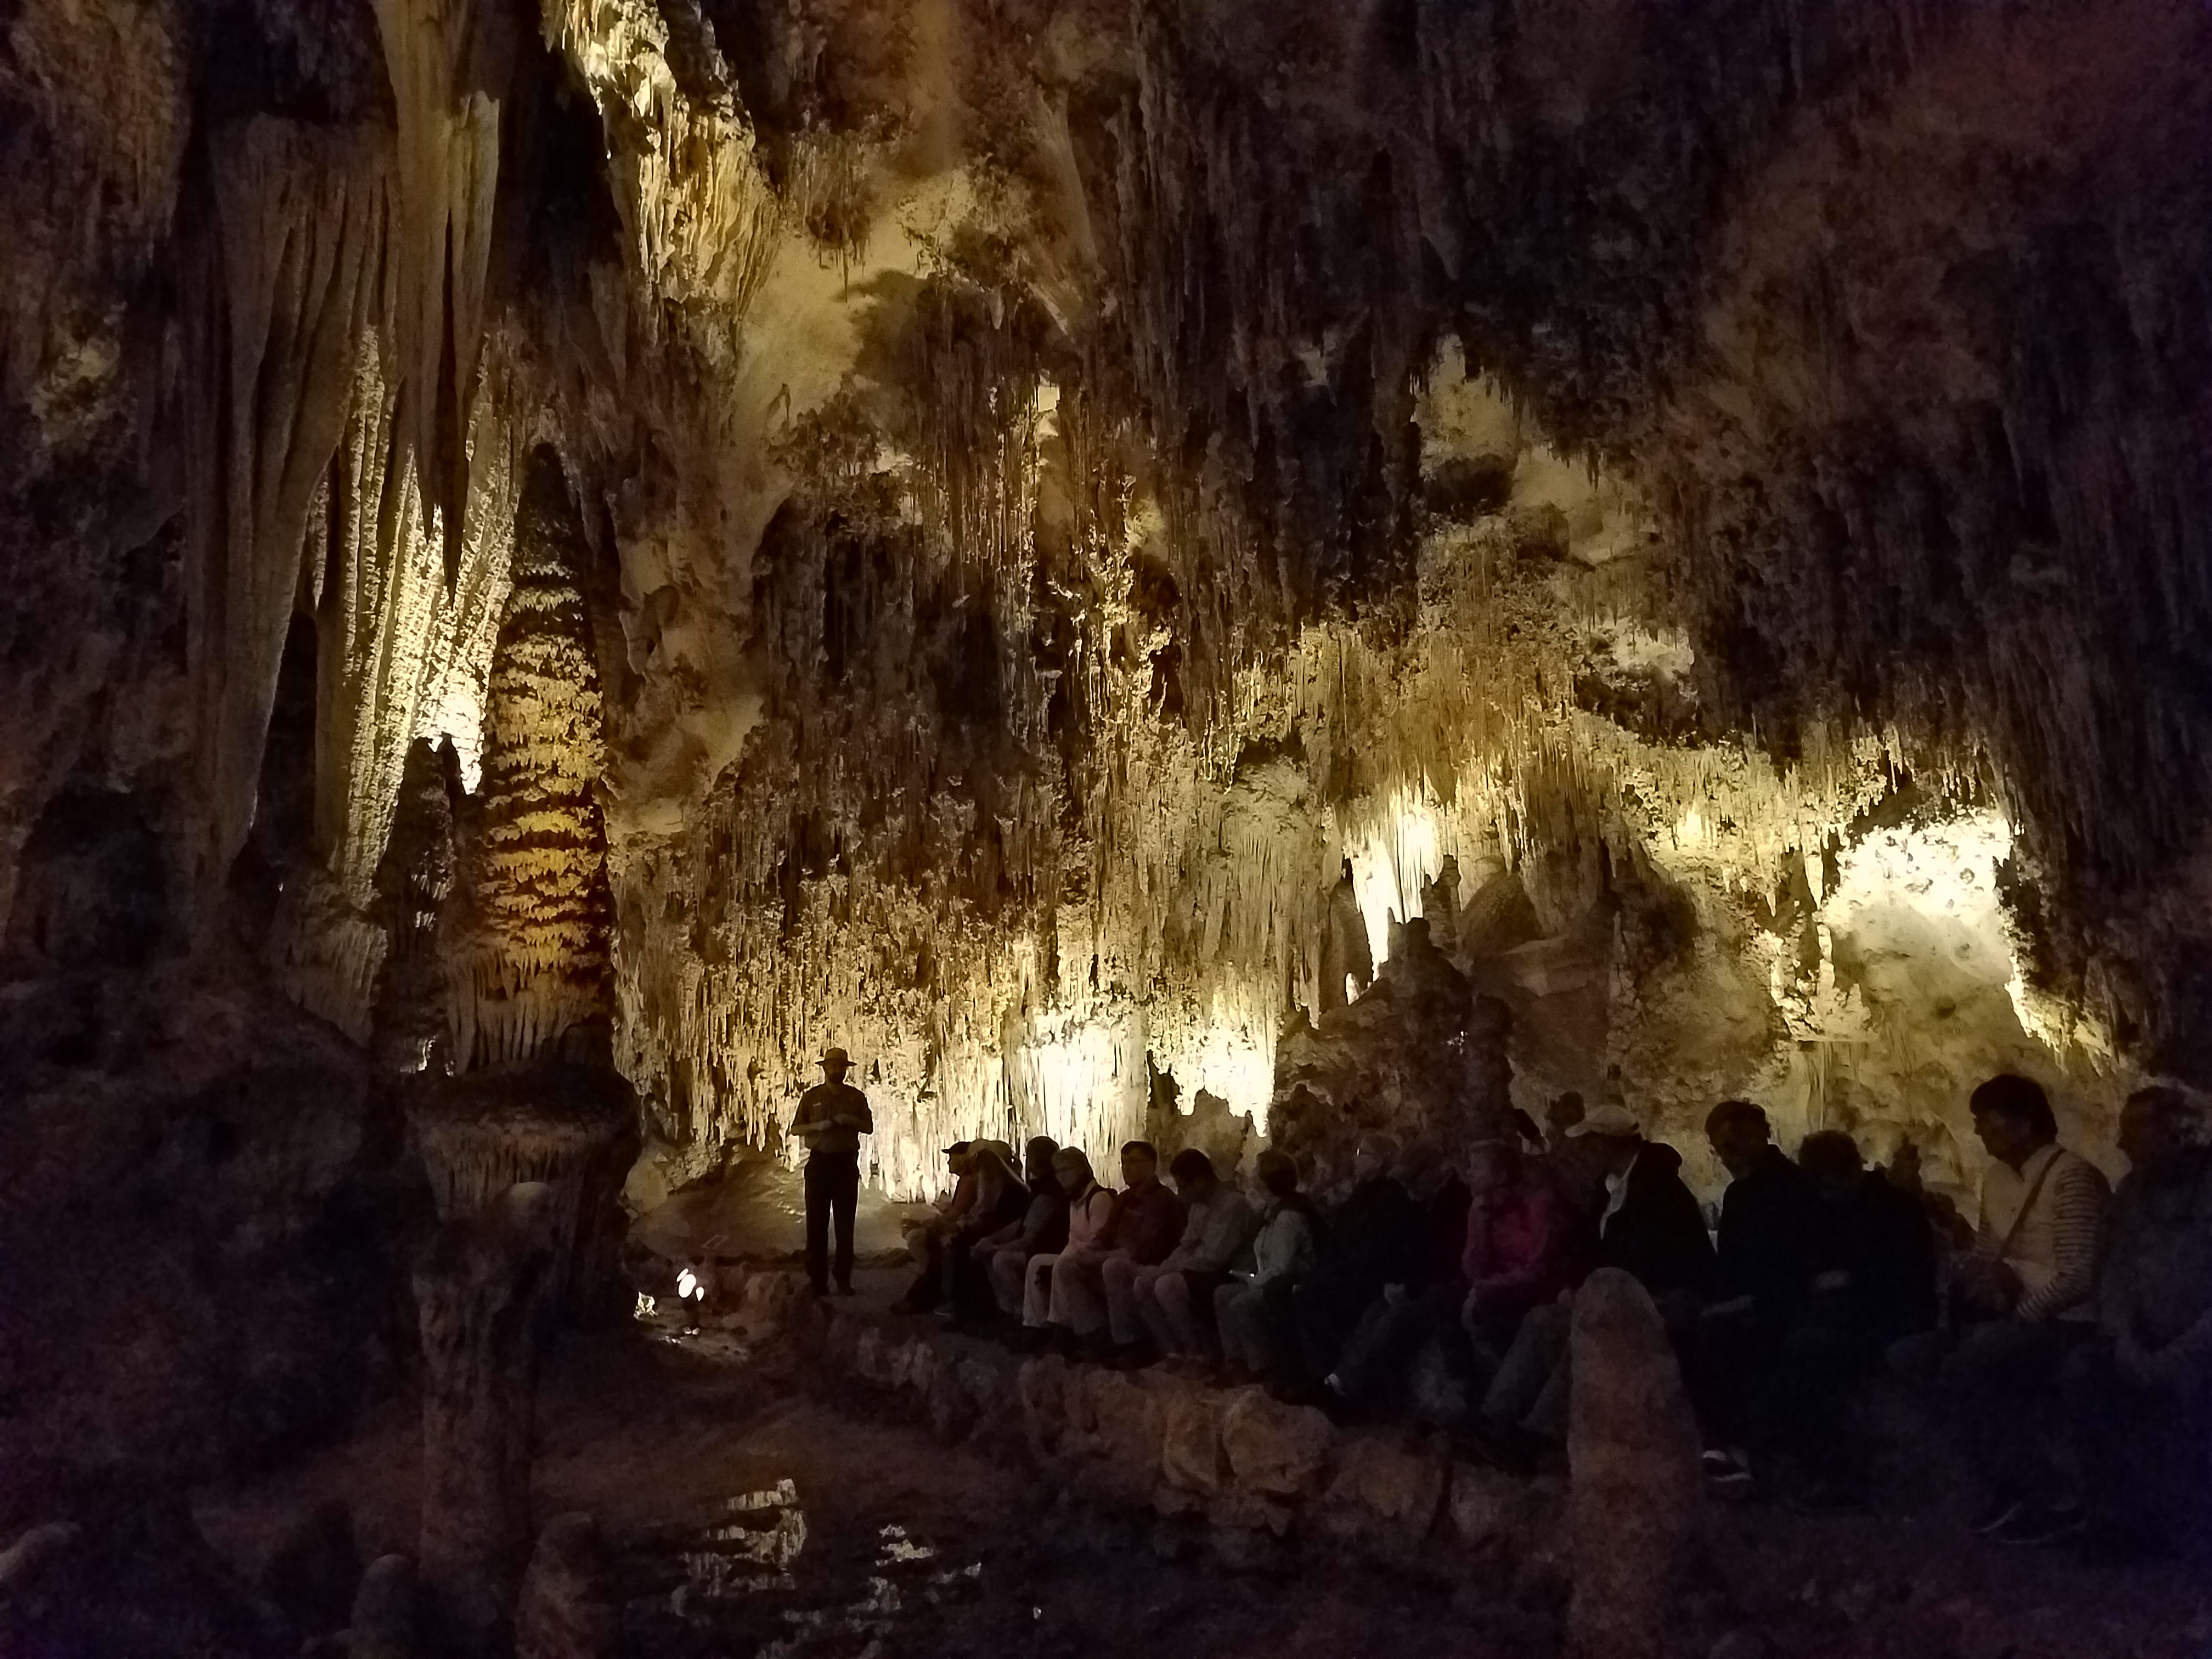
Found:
[193,1276,2212,1659]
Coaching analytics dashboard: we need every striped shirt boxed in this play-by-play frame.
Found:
[1976,1144,2110,1322]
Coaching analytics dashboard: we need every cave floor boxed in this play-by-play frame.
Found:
[192,1272,2212,1658]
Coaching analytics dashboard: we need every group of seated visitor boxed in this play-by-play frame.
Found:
[878,1074,2212,1562]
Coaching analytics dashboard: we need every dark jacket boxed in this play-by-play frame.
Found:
[1715,1144,1818,1323]
[1598,1142,1716,1296]
[1319,1175,1421,1285]
[1415,1173,1474,1289]
[1805,1172,1939,1342]
[1103,1179,1186,1265]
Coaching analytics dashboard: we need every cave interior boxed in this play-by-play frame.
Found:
[2,0,2211,1653]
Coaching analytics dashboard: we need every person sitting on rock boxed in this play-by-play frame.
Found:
[1133,1149,1259,1366]
[1216,1149,1322,1381]
[1474,1103,1713,1460]
[974,1136,1069,1327]
[1688,1099,1820,1487]
[1455,1135,1578,1361]
[1912,1073,2109,1547]
[1273,1134,1420,1399]
[1018,1147,1118,1345]
[1325,1137,1492,1415]
[1761,1128,1938,1505]
[2062,1085,2212,1561]
[1046,1140,1182,1360]
[893,1141,1023,1314]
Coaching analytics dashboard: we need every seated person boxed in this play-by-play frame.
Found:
[895,1140,1025,1314]
[1274,1135,1420,1395]
[1327,1136,1525,1412]
[1479,1103,1712,1452]
[1046,1140,1183,1358]
[1132,1149,1259,1363]
[1923,1074,2108,1547]
[891,1143,979,1313]
[2063,1086,2212,1561]
[1217,1150,1322,1380]
[1019,1147,1117,1341]
[1689,1099,1819,1480]
[1458,1135,1578,1360]
[1762,1128,1938,1503]
[972,1136,1069,1325]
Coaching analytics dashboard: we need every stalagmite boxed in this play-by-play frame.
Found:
[415,1181,558,1652]
[1566,1269,1703,1659]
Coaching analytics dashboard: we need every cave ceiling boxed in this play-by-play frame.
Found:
[3,0,2210,1188]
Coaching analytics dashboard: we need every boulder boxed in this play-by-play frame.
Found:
[1317,1433,1446,1557]
[1159,1384,1226,1495]
[514,1514,616,1659]
[1220,1387,1333,1497]
[1565,1268,1703,1659]
[1079,1371,1169,1505]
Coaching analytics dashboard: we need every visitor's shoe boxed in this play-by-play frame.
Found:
[1968,1496,2025,1536]
[1991,1502,2088,1548]
[831,1283,856,1297]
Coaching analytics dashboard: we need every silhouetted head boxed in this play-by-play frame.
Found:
[1168,1147,1219,1198]
[1798,1129,1865,1202]
[819,1046,851,1082]
[1024,1136,1060,1183]
[1052,1147,1097,1194]
[1120,1139,1160,1188]
[1705,1099,1772,1180]
[1255,1148,1301,1200]
[1970,1074,2057,1170]
[2119,1086,2206,1173]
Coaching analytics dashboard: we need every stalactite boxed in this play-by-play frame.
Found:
[538,0,783,324]
[369,0,516,575]
[185,118,385,906]
[315,348,517,906]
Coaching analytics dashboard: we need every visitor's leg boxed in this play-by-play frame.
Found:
[803,1155,831,1294]
[1053,1251,1109,1335]
[1332,1296,1415,1403]
[988,1245,1028,1318]
[1148,1270,1198,1355]
[830,1153,859,1291]
[1216,1283,1260,1372]
[1024,1253,1062,1327]
[1484,1301,1573,1430]
[1941,1318,2081,1513]
[1108,1260,1161,1348]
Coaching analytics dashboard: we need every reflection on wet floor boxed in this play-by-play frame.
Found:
[618,1477,984,1657]
[631,1295,754,1363]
